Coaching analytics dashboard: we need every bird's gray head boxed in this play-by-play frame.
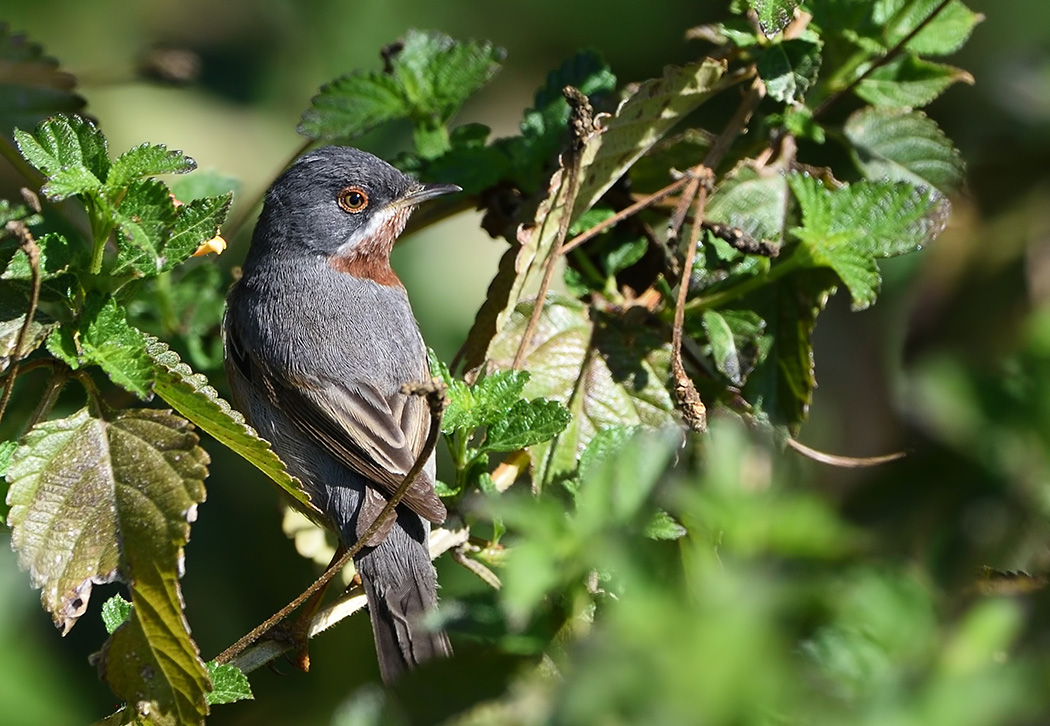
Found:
[254,146,459,284]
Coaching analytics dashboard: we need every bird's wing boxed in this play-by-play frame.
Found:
[225,319,446,531]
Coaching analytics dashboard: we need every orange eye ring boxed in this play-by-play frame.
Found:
[337,186,369,213]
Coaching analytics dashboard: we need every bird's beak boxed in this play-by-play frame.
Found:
[394,182,462,209]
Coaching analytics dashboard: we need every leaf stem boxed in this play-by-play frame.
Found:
[812,0,955,119]
[683,251,802,313]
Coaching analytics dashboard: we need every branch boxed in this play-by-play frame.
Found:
[214,378,449,666]
[669,77,766,433]
[511,86,593,370]
[226,525,469,675]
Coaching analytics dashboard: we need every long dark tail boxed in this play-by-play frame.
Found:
[354,514,452,684]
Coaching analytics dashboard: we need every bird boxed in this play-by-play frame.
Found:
[222,145,460,683]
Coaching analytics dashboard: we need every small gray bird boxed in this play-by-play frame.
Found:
[223,146,459,683]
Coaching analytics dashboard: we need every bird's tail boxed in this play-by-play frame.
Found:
[355,517,452,684]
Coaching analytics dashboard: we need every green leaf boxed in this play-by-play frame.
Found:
[757,38,822,104]
[394,29,504,122]
[486,398,571,452]
[14,114,108,200]
[92,408,211,725]
[106,143,197,192]
[741,268,838,431]
[876,0,982,57]
[644,509,688,540]
[487,297,676,485]
[206,662,253,705]
[856,55,973,108]
[298,68,409,141]
[101,594,132,635]
[790,174,948,309]
[161,192,232,272]
[707,159,793,252]
[112,178,179,276]
[79,294,154,398]
[844,106,965,194]
[298,29,504,144]
[442,369,528,434]
[0,27,85,141]
[6,409,208,676]
[145,337,316,514]
[703,310,743,385]
[3,232,74,281]
[748,0,802,37]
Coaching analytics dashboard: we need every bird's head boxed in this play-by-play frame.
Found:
[256,146,459,284]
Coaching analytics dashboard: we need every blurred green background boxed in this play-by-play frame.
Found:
[3,0,1050,724]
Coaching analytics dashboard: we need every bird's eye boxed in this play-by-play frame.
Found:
[337,186,369,213]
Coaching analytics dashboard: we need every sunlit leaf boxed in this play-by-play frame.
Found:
[14,114,108,200]
[488,296,676,484]
[845,106,965,194]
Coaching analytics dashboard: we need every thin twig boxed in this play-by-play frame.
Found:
[560,175,692,255]
[786,438,907,468]
[0,220,42,426]
[214,379,448,666]
[669,78,767,432]
[451,543,502,590]
[511,87,593,370]
[226,525,469,675]
[812,0,954,119]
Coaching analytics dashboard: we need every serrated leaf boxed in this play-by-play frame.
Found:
[3,231,74,281]
[79,294,154,397]
[92,408,211,725]
[14,114,108,199]
[298,69,409,141]
[145,337,316,514]
[748,0,802,38]
[790,174,948,309]
[703,310,743,385]
[0,25,85,140]
[299,29,503,144]
[101,594,132,634]
[206,662,252,705]
[757,38,822,104]
[488,297,676,485]
[106,143,197,191]
[161,193,232,272]
[394,29,504,122]
[468,59,726,371]
[486,398,571,452]
[844,106,965,194]
[856,55,973,108]
[112,178,178,276]
[644,509,688,540]
[876,0,981,57]
[6,409,207,656]
[442,369,529,434]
